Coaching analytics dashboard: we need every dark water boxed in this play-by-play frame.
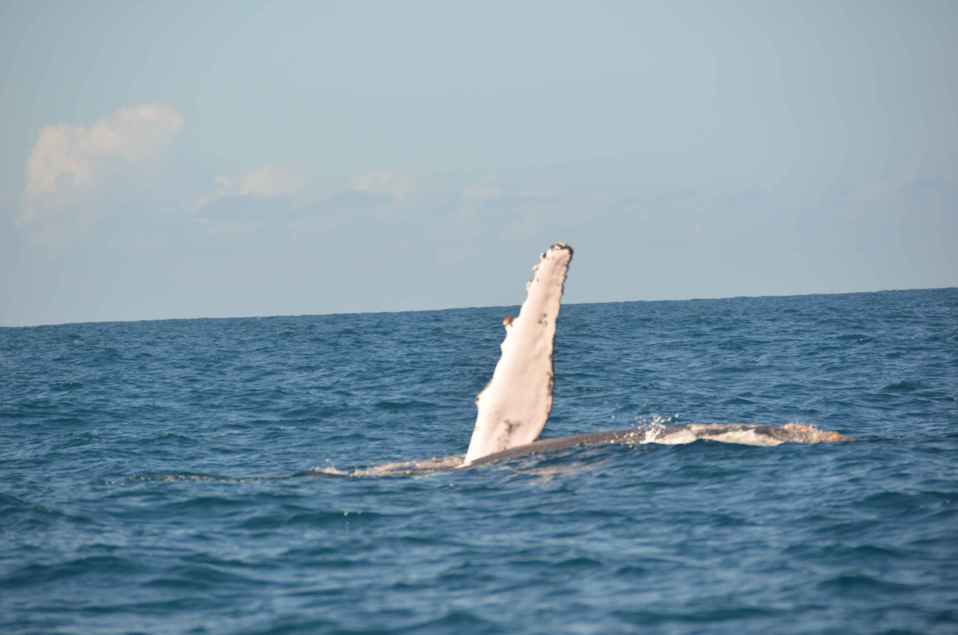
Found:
[2,289,956,634]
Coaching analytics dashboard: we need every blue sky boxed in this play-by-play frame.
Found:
[1,1,955,326]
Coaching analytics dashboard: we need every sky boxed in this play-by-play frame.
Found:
[1,1,956,326]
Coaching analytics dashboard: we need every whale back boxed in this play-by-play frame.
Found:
[463,243,573,465]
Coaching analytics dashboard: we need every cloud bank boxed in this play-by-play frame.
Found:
[21,104,183,223]
[198,165,303,210]
[350,171,415,200]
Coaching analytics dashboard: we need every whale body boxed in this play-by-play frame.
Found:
[458,241,849,468]
[311,242,849,479]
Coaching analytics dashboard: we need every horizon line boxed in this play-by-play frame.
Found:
[2,284,955,330]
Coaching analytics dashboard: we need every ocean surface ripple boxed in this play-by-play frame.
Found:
[2,288,956,634]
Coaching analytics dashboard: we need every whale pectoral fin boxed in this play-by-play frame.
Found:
[463,243,573,465]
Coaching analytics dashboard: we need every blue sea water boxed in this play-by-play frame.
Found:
[1,288,957,634]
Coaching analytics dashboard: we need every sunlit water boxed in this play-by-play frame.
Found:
[2,289,956,634]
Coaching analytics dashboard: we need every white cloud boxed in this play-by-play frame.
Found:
[21,104,183,220]
[196,165,303,211]
[463,183,502,201]
[350,171,415,200]
[197,169,415,216]
[215,166,302,199]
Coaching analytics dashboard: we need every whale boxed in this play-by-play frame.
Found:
[457,242,848,468]
[311,242,849,478]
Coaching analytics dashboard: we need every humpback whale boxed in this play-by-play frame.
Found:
[313,242,848,478]
[457,242,848,468]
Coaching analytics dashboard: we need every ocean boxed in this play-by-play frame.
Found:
[1,288,956,634]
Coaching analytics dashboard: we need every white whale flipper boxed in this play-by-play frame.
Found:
[463,243,573,465]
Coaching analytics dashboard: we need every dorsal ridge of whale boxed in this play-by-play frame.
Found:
[463,242,573,465]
